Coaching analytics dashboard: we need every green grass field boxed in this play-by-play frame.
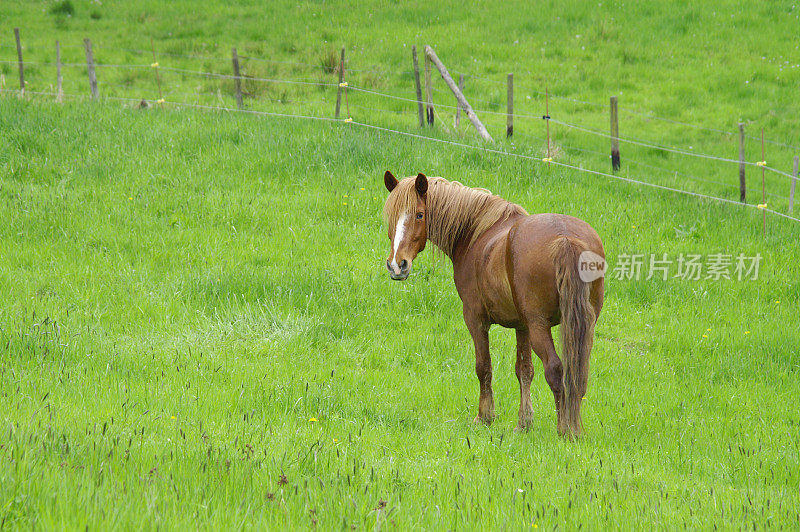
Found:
[2,1,800,529]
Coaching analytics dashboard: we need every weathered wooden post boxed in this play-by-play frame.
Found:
[424,53,434,126]
[231,47,243,109]
[56,40,63,102]
[790,156,798,215]
[14,28,24,96]
[738,123,746,203]
[424,46,493,141]
[84,38,98,99]
[455,74,464,128]
[610,96,620,171]
[506,73,513,138]
[411,45,424,128]
[335,47,345,119]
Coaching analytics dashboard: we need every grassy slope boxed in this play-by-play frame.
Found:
[1,0,799,529]
[1,99,798,529]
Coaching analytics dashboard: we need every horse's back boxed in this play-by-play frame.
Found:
[511,213,603,252]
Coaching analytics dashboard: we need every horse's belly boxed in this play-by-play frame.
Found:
[484,295,521,327]
[476,234,521,327]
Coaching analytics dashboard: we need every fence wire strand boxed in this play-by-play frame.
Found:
[549,118,799,181]
[4,53,798,155]
[3,88,798,225]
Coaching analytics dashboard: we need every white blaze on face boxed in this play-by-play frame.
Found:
[390,214,409,273]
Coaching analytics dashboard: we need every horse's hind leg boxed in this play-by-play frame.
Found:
[528,326,566,434]
[515,328,535,431]
[465,312,494,424]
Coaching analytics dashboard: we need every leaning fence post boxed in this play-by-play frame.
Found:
[424,52,434,126]
[14,28,24,96]
[412,45,424,128]
[789,156,798,215]
[84,38,98,99]
[610,96,620,171]
[231,47,243,110]
[56,40,63,102]
[335,47,345,119]
[424,46,492,141]
[506,73,514,138]
[738,123,746,203]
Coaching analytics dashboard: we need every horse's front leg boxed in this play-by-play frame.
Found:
[465,312,494,424]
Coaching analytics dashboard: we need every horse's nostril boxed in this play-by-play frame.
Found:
[400,260,408,271]
[386,259,392,270]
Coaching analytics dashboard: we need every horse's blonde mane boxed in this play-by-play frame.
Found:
[382,176,528,256]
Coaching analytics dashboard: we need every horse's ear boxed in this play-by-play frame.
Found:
[415,173,428,196]
[384,170,398,192]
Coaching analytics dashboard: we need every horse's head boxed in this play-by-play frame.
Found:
[383,170,428,281]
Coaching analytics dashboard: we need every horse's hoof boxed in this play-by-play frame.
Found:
[558,427,580,440]
[473,415,493,425]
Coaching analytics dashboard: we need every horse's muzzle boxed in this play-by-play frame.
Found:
[386,259,411,280]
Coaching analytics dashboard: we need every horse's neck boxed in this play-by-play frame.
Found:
[426,203,469,260]
[427,203,519,260]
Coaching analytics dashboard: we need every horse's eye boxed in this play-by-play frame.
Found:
[416,212,424,220]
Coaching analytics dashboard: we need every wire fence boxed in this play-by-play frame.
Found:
[4,43,798,150]
[2,36,799,227]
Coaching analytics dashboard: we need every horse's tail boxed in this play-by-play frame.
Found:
[550,236,596,438]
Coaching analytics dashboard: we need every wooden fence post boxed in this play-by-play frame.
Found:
[412,45,424,128]
[84,38,98,99]
[506,73,513,138]
[738,123,746,203]
[56,40,63,102]
[231,47,243,110]
[14,28,24,96]
[424,53,434,126]
[424,46,492,142]
[455,74,464,128]
[151,39,163,105]
[610,96,620,171]
[545,86,551,159]
[335,47,345,119]
[789,155,798,215]
[760,129,766,237]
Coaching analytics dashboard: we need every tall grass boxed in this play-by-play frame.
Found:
[0,98,797,528]
[1,0,799,527]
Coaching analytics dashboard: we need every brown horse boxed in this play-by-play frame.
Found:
[382,172,605,437]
